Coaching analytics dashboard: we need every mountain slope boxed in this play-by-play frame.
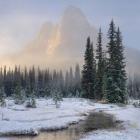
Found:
[0,6,139,74]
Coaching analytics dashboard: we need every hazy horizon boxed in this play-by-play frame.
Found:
[0,1,140,74]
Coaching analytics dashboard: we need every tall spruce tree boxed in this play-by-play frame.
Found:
[95,28,104,100]
[106,20,127,103]
[115,27,127,103]
[102,51,108,100]
[82,37,96,99]
[106,20,117,103]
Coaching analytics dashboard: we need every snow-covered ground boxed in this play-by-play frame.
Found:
[0,98,140,140]
[81,103,140,140]
[0,98,94,136]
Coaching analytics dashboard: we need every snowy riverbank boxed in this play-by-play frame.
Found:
[0,98,140,140]
[0,98,94,136]
[81,102,140,140]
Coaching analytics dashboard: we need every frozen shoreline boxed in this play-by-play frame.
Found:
[0,98,140,140]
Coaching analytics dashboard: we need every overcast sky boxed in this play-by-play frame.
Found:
[0,0,139,55]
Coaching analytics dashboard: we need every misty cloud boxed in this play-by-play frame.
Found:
[0,6,140,74]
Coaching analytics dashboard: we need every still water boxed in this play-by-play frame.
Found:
[2,112,118,140]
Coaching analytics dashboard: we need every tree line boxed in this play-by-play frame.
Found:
[0,20,130,106]
[0,64,81,106]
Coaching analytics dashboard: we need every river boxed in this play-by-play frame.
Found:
[1,112,119,140]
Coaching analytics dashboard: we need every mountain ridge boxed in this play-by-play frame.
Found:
[0,6,139,74]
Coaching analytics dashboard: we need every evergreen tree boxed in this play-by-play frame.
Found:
[13,84,25,104]
[106,20,127,103]
[95,28,104,100]
[64,70,69,97]
[23,67,28,90]
[82,37,96,99]
[37,68,45,97]
[0,86,6,107]
[106,20,117,103]
[26,90,36,108]
[58,70,64,94]
[115,27,127,103]
[51,88,63,108]
[127,75,133,98]
[4,68,13,96]
[44,69,51,97]
[74,64,81,95]
[25,71,32,98]
[29,66,36,93]
[102,51,108,100]
[3,66,7,96]
[68,67,75,95]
